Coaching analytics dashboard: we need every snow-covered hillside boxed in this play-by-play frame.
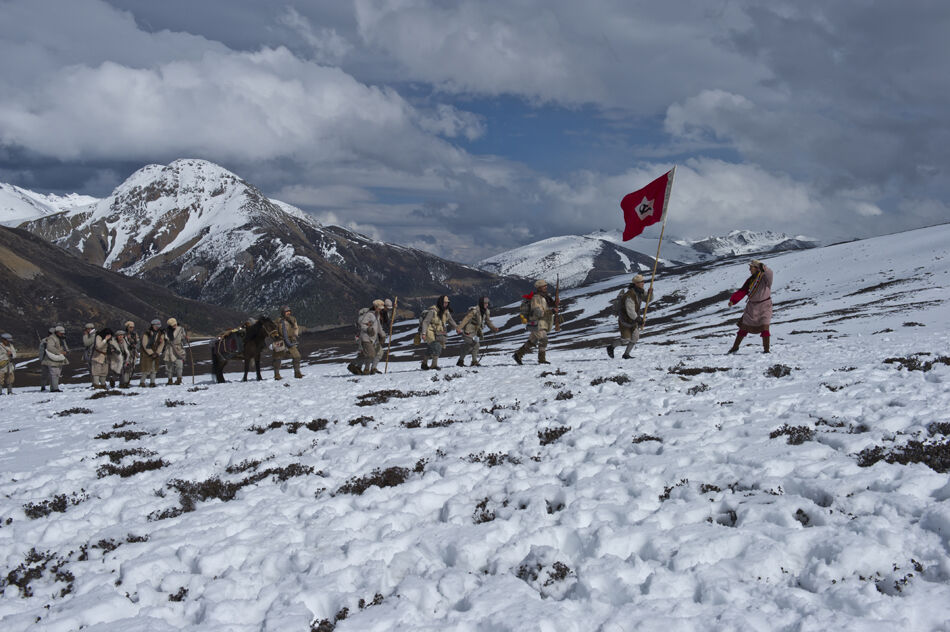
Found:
[2,225,949,630]
[479,229,818,288]
[0,182,96,226]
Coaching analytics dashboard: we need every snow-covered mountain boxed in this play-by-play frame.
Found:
[2,224,949,630]
[17,159,520,325]
[0,182,96,226]
[478,229,819,288]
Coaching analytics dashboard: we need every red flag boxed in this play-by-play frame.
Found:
[620,170,673,241]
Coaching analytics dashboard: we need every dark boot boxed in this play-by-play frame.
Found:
[293,359,303,378]
[456,356,465,367]
[347,363,360,375]
[513,342,530,365]
[763,337,770,353]
[606,344,615,358]
[538,350,550,365]
[421,359,429,371]
[167,377,174,386]
[727,333,743,354]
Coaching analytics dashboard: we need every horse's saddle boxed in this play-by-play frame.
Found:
[217,330,245,359]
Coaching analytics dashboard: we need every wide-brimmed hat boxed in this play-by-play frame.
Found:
[1,333,12,341]
[372,299,385,309]
[124,321,135,328]
[384,299,393,309]
[632,274,645,284]
[54,326,65,334]
[84,323,94,329]
[166,317,178,327]
[534,279,548,289]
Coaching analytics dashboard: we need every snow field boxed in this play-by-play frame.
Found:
[2,224,950,630]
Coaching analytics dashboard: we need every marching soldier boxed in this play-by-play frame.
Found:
[607,274,653,359]
[82,322,96,386]
[90,328,113,389]
[122,321,139,385]
[38,327,54,391]
[457,297,498,367]
[163,318,187,385]
[41,325,69,392]
[140,319,165,387]
[0,333,16,395]
[419,295,459,371]
[371,298,394,374]
[513,280,557,365]
[110,330,130,388]
[350,299,384,375]
[274,305,304,380]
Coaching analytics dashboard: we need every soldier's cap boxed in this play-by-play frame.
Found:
[384,299,393,308]
[1,333,12,340]
[54,326,65,334]
[115,330,125,336]
[48,327,55,333]
[150,319,162,326]
[632,274,645,284]
[84,323,94,329]
[372,299,385,309]
[280,305,291,313]
[167,317,178,327]
[534,279,548,289]
[124,321,135,328]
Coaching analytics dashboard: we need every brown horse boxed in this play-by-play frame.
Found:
[211,316,281,383]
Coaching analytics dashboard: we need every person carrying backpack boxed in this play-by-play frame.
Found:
[456,297,498,367]
[607,274,653,359]
[513,280,558,365]
[419,295,459,370]
[348,300,384,375]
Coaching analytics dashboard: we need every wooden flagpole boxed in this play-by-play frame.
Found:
[639,166,675,330]
[384,297,397,373]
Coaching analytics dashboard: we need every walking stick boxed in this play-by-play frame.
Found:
[186,336,195,385]
[385,297,398,373]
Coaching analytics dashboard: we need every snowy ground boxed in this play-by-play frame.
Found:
[2,226,950,631]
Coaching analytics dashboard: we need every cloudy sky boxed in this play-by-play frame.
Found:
[1,0,948,262]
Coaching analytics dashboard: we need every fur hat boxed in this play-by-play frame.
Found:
[534,279,548,289]
[54,326,65,334]
[749,259,763,269]
[1,333,12,341]
[632,274,645,284]
[84,323,94,330]
[150,319,162,327]
[384,299,393,309]
[166,317,177,327]
[372,299,385,309]
[124,321,135,328]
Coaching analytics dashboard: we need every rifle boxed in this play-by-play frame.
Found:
[384,297,397,374]
[185,333,195,385]
[554,274,562,332]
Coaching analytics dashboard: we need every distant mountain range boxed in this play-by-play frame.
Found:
[0,182,97,226]
[15,159,521,326]
[477,229,819,288]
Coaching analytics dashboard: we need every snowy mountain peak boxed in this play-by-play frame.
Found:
[0,182,97,225]
[675,229,818,256]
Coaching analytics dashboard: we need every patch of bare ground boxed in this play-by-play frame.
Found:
[335,466,411,495]
[769,425,814,445]
[149,464,319,520]
[1,548,75,598]
[248,419,330,434]
[766,364,792,378]
[23,491,88,519]
[669,364,731,376]
[467,452,521,467]
[164,400,195,408]
[632,434,662,444]
[844,278,904,297]
[95,429,151,442]
[356,389,438,406]
[538,426,571,446]
[88,389,138,399]
[856,438,950,473]
[590,374,630,386]
[884,355,950,372]
[55,407,93,417]
[97,458,168,478]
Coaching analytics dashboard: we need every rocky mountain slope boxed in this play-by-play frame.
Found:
[0,225,244,347]
[18,160,521,325]
[478,229,818,288]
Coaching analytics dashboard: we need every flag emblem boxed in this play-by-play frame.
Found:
[634,197,654,220]
[620,169,674,241]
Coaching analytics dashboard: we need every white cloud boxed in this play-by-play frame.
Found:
[276,7,353,65]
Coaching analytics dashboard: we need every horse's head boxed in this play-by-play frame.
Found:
[257,316,280,339]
